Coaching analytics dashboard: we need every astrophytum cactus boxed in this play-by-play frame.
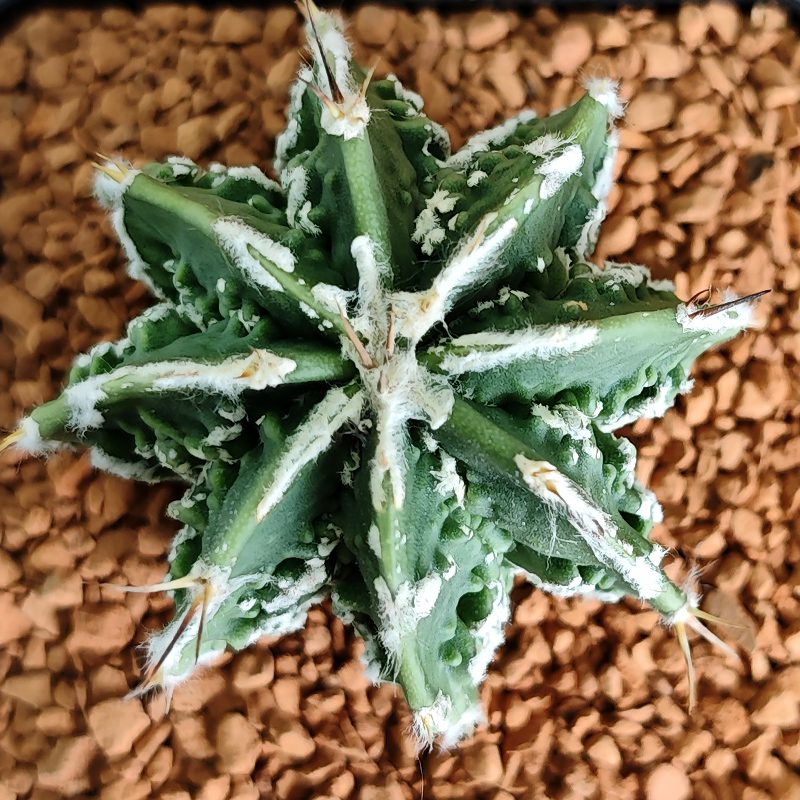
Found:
[4,5,762,748]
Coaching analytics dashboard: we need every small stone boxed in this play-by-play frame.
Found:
[0,42,26,90]
[626,92,675,132]
[462,743,504,784]
[752,691,800,729]
[0,551,22,588]
[276,725,316,763]
[642,42,692,79]
[466,11,510,51]
[67,605,134,656]
[550,21,593,75]
[173,717,216,760]
[197,775,232,800]
[215,713,262,775]
[485,49,526,109]
[89,29,130,76]
[37,736,98,796]
[0,592,32,645]
[599,215,638,256]
[176,116,217,160]
[88,697,152,758]
[211,9,262,44]
[0,283,43,331]
[645,763,692,800]
[1,670,52,708]
[354,6,397,46]
[705,0,741,46]
[587,735,622,771]
[737,381,775,420]
[677,4,709,49]
[593,16,630,50]
[36,706,77,736]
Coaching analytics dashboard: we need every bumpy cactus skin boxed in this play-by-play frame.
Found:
[8,7,755,748]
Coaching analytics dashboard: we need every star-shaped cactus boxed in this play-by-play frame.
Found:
[4,5,760,748]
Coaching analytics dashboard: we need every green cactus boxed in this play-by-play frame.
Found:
[4,5,759,748]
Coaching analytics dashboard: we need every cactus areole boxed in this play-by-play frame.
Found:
[5,6,759,748]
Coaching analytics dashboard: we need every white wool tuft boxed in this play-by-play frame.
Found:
[225,165,282,193]
[109,205,163,298]
[582,75,625,119]
[439,323,597,374]
[394,217,518,345]
[10,416,66,456]
[90,447,162,482]
[92,160,138,209]
[514,454,667,599]
[255,388,365,521]
[283,165,321,235]
[214,217,295,293]
[446,109,538,169]
[536,143,584,200]
[467,579,510,683]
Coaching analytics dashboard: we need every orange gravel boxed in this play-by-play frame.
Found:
[1,3,799,799]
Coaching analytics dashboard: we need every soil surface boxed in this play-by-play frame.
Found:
[1,3,799,799]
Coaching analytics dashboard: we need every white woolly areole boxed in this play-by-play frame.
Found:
[90,447,162,482]
[445,109,538,170]
[575,128,619,260]
[274,66,310,173]
[282,165,320,235]
[11,416,66,456]
[513,454,665,600]
[394,217,518,345]
[62,350,296,435]
[350,235,391,351]
[213,217,295,293]
[92,160,139,210]
[675,289,757,333]
[439,323,598,374]
[320,99,371,140]
[255,387,365,521]
[110,204,163,298]
[412,692,485,751]
[536,143,584,200]
[519,567,626,603]
[412,189,459,256]
[468,579,510,684]
[385,73,424,111]
[583,76,625,119]
[225,165,281,193]
[431,451,465,507]
[373,572,442,665]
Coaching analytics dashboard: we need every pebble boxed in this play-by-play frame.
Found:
[465,11,509,51]
[0,592,33,645]
[89,29,130,76]
[88,698,152,758]
[37,736,98,796]
[550,22,593,75]
[645,763,692,800]
[1,670,51,708]
[0,42,26,90]
[210,9,262,45]
[354,6,397,47]
[625,92,676,132]
[66,605,134,656]
[215,713,262,775]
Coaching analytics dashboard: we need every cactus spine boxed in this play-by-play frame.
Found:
[5,5,759,747]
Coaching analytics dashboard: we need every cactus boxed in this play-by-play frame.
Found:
[4,5,762,748]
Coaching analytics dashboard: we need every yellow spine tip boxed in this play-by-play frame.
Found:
[0,428,23,455]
